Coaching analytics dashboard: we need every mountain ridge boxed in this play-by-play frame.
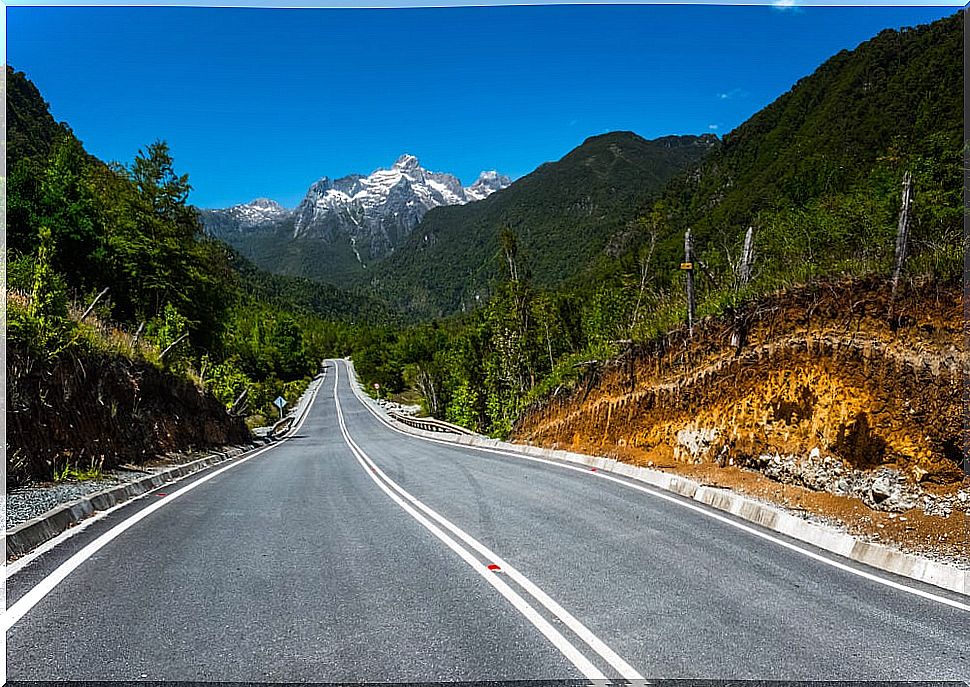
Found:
[365,131,717,317]
[200,156,511,278]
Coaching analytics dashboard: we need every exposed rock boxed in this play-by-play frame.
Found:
[870,476,894,502]
[675,427,718,461]
[750,451,963,515]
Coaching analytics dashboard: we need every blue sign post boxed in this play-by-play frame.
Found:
[273,396,287,419]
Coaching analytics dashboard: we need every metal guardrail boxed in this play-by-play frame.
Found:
[386,411,478,436]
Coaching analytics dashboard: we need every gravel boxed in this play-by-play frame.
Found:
[5,447,230,530]
[747,452,968,516]
[6,468,163,529]
[377,399,422,416]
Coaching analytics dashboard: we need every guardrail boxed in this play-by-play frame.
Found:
[386,411,479,436]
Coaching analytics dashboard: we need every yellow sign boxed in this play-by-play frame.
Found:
[680,262,694,270]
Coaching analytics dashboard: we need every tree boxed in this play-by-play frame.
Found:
[128,140,196,235]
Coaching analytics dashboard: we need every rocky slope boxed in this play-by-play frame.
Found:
[516,277,966,492]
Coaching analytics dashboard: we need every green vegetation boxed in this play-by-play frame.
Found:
[53,459,104,483]
[351,12,964,437]
[224,223,370,292]
[367,132,715,318]
[5,66,367,424]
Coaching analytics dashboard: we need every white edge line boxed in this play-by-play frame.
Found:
[2,375,326,632]
[332,362,644,680]
[340,359,970,614]
[7,484,164,578]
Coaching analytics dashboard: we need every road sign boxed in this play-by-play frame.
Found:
[274,396,287,418]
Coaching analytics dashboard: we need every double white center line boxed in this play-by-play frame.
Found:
[331,363,644,681]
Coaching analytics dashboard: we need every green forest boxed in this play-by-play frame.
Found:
[5,66,374,426]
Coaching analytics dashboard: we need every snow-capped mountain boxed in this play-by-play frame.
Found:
[289,155,510,261]
[200,198,290,235]
[465,170,512,202]
[200,155,510,266]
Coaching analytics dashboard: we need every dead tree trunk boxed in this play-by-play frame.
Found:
[889,172,914,316]
[738,226,755,289]
[159,333,189,360]
[130,321,145,352]
[80,287,109,322]
[229,388,249,417]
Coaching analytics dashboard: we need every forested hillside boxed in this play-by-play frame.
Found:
[368,132,715,317]
[351,11,964,439]
[602,11,963,292]
[4,67,368,483]
[217,225,369,292]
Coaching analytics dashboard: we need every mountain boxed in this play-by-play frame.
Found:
[610,12,964,286]
[202,198,290,235]
[5,66,73,166]
[200,156,510,285]
[366,132,716,317]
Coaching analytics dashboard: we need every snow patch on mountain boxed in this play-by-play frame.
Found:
[465,171,512,202]
[206,198,290,231]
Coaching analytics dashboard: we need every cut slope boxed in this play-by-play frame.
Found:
[516,277,966,486]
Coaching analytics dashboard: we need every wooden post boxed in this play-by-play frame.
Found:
[890,171,914,306]
[79,287,109,322]
[684,229,696,336]
[738,226,755,289]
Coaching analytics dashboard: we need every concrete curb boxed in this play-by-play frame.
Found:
[6,442,266,560]
[345,360,968,598]
[6,372,327,560]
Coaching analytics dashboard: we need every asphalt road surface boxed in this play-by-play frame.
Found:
[5,359,969,682]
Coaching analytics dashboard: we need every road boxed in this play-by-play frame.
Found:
[5,358,969,682]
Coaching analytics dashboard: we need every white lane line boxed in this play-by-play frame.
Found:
[3,375,327,632]
[341,359,970,613]
[7,484,164,579]
[332,365,641,681]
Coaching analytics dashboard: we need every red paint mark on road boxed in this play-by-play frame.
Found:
[487,564,501,571]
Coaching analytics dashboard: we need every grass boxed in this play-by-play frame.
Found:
[52,459,105,483]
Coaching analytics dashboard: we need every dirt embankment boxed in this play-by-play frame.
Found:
[514,277,969,562]
[7,344,251,488]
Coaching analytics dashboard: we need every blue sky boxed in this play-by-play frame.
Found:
[8,4,960,209]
